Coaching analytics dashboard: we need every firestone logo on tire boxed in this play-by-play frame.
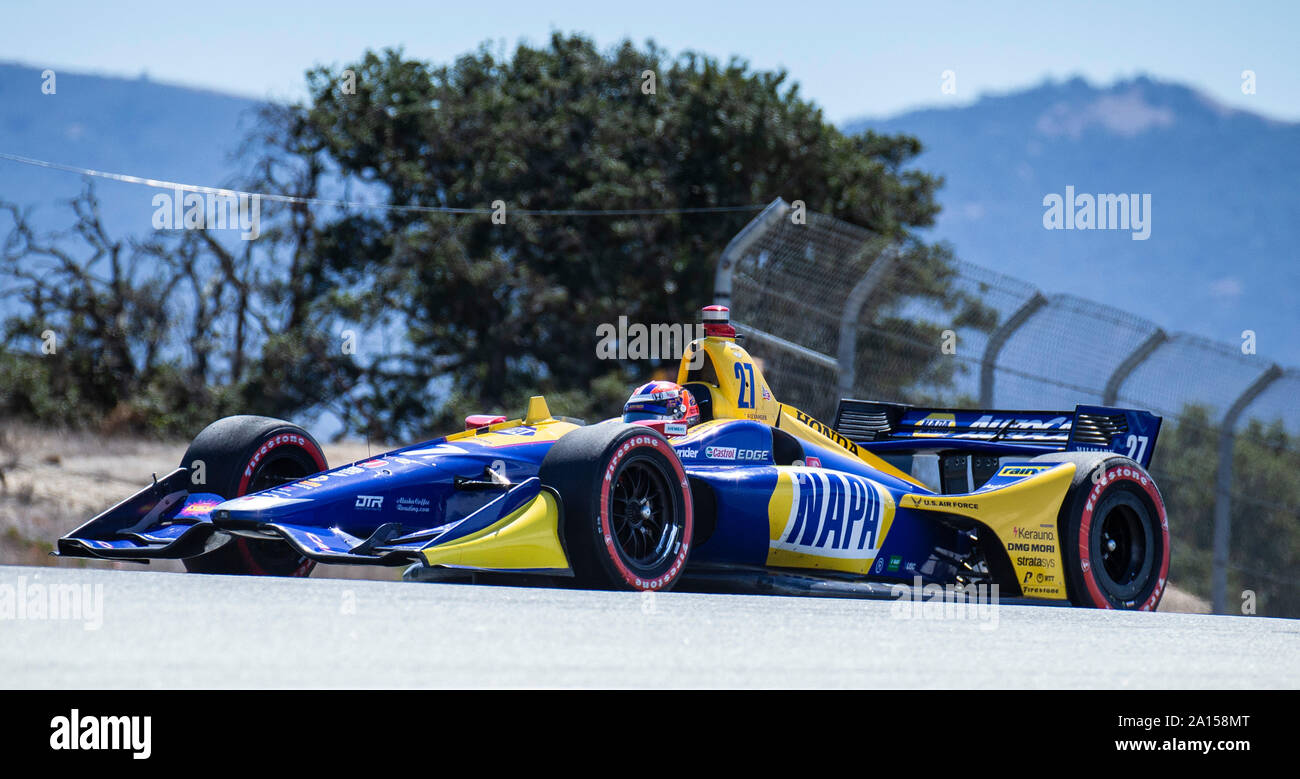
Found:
[1078,463,1168,610]
[637,547,688,590]
[1085,465,1151,512]
[606,436,661,482]
[600,433,689,591]
[244,434,307,478]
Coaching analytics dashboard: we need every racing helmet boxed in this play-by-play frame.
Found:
[622,380,700,431]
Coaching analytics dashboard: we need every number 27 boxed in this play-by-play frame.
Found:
[1124,434,1149,462]
[734,363,756,408]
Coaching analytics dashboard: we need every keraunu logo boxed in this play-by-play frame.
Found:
[49,709,151,759]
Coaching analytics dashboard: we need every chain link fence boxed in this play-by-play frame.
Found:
[716,199,1299,617]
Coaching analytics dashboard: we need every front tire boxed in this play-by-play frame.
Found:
[540,423,693,591]
[180,415,328,576]
[1032,452,1170,610]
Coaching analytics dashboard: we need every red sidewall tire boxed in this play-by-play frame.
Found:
[181,416,327,577]
[596,433,693,590]
[236,431,327,496]
[1075,462,1170,611]
[541,422,694,592]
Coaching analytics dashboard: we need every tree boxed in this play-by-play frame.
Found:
[0,186,223,432]
[1150,405,1300,617]
[266,33,960,436]
[0,178,357,436]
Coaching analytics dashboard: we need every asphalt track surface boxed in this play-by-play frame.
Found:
[3,565,1297,688]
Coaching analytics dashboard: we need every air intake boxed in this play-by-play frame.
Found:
[833,400,903,443]
[1071,412,1129,447]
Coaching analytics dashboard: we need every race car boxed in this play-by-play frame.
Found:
[56,305,1170,609]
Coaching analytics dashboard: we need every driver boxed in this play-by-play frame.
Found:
[621,380,700,436]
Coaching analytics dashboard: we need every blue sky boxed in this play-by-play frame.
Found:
[2,0,1297,122]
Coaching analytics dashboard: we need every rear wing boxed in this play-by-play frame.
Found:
[832,399,1162,468]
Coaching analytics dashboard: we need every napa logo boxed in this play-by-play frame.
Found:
[768,468,895,562]
[914,412,956,438]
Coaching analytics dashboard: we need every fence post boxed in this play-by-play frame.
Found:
[1211,363,1282,614]
[1102,328,1167,406]
[729,323,839,371]
[836,248,898,399]
[713,198,789,306]
[979,292,1047,407]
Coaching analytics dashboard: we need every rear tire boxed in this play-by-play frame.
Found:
[540,423,693,591]
[1031,452,1169,610]
[180,415,328,577]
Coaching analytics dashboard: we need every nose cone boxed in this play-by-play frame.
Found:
[213,456,442,526]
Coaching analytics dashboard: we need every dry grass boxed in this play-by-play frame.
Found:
[1153,584,1211,614]
[0,420,397,581]
[0,420,1212,610]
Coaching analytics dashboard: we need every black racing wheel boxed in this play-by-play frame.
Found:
[180,415,328,576]
[1032,452,1170,610]
[540,423,693,591]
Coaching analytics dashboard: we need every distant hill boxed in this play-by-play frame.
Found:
[845,75,1300,364]
[0,62,262,237]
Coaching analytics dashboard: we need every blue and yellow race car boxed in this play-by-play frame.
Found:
[56,305,1170,609]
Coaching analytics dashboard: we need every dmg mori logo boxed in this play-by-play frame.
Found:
[355,495,383,510]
